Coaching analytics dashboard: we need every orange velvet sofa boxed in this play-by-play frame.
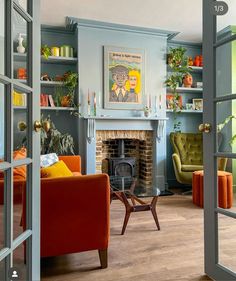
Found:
[19,155,110,268]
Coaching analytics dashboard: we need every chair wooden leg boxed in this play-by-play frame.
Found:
[121,210,131,235]
[98,249,108,269]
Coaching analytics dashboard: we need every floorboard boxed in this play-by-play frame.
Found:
[41,194,212,281]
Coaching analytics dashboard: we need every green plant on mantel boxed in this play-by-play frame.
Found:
[40,115,75,155]
[165,47,191,132]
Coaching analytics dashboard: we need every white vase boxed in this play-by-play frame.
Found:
[17,35,25,54]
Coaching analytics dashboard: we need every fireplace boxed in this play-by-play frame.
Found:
[107,139,136,177]
[96,130,153,187]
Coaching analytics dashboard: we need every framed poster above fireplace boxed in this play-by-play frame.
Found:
[104,46,145,110]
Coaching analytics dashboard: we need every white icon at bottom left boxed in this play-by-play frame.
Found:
[12,270,18,278]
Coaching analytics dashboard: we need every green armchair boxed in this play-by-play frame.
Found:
[170,132,227,185]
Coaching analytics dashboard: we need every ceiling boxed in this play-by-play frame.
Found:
[41,0,236,43]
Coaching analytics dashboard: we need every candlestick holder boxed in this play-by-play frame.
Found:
[87,102,91,116]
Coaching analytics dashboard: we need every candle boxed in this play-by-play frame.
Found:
[94,92,96,116]
[88,89,90,105]
[87,89,91,116]
[94,92,96,106]
[149,94,151,109]
[159,94,162,109]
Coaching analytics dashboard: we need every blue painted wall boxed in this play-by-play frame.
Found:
[76,19,171,190]
[166,41,203,187]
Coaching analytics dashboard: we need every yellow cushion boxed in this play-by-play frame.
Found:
[41,160,73,178]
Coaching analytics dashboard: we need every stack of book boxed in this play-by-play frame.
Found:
[13,91,27,106]
[40,94,55,107]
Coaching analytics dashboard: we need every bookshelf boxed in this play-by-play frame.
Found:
[13,25,79,154]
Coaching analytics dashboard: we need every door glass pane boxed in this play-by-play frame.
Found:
[17,0,27,12]
[13,243,27,281]
[13,9,28,85]
[0,83,5,161]
[218,214,236,272]
[13,165,27,240]
[0,258,5,280]
[217,0,236,34]
[216,41,235,98]
[0,169,4,250]
[216,100,236,153]
[13,88,28,159]
[0,0,5,76]
[217,157,236,211]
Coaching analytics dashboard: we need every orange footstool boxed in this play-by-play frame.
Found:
[192,170,233,209]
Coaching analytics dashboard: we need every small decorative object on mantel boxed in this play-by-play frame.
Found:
[143,106,151,117]
[17,33,25,54]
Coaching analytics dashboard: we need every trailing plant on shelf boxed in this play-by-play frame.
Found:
[165,47,191,131]
[61,71,78,107]
[40,115,75,155]
[41,45,51,59]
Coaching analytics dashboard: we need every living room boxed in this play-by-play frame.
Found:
[0,0,236,280]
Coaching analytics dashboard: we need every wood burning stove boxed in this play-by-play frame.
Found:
[107,139,136,177]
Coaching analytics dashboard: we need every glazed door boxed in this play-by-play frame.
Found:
[203,0,236,279]
[0,0,40,280]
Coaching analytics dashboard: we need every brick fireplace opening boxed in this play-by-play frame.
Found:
[96,130,153,187]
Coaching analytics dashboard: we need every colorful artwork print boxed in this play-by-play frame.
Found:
[104,46,145,110]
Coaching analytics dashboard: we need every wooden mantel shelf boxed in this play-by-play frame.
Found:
[83,116,168,121]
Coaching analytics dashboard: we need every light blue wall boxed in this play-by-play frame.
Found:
[76,20,171,190]
[78,23,167,117]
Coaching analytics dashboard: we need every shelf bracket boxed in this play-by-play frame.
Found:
[156,120,165,143]
[87,118,95,144]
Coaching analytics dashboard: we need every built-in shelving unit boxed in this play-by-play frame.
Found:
[166,109,203,114]
[41,56,78,65]
[14,52,78,64]
[167,87,203,93]
[166,40,203,188]
[40,106,76,111]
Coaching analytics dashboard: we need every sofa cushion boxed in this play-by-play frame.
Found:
[40,153,59,168]
[0,149,27,180]
[181,165,203,172]
[41,160,73,178]
[13,148,27,179]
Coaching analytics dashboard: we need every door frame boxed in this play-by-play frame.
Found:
[203,0,236,279]
[0,0,40,280]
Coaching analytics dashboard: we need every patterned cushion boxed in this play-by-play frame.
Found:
[40,153,59,168]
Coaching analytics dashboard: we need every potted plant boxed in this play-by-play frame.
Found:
[40,115,75,155]
[62,71,78,107]
[165,47,191,131]
[143,106,152,117]
[41,45,51,59]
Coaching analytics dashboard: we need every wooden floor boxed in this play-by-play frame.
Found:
[41,194,213,281]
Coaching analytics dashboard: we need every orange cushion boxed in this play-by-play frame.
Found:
[0,148,27,180]
[13,148,27,179]
[41,160,73,178]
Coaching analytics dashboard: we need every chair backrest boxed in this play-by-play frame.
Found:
[170,132,203,165]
